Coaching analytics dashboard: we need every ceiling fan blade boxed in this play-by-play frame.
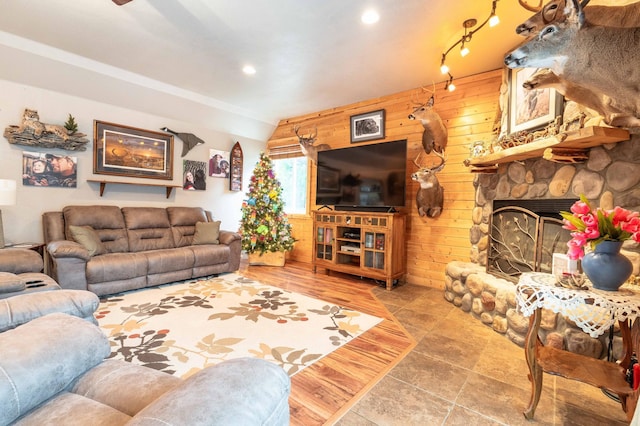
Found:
[112,0,133,5]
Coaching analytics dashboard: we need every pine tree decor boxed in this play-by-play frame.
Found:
[240,152,295,260]
[63,114,78,134]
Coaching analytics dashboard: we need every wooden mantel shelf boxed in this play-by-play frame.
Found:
[465,126,630,170]
[87,179,181,199]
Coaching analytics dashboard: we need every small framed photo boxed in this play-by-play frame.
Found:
[350,109,385,143]
[209,149,230,178]
[508,68,563,134]
[22,151,77,188]
[93,120,173,180]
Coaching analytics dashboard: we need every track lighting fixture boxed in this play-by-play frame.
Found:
[438,0,500,92]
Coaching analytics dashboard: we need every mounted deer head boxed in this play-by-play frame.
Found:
[408,88,448,155]
[293,125,330,163]
[516,0,596,37]
[505,0,640,124]
[411,151,445,218]
[512,0,640,128]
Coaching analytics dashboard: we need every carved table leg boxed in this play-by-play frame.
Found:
[523,308,543,420]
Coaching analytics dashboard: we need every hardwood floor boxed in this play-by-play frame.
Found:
[239,259,416,425]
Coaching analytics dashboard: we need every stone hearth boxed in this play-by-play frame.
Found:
[444,261,619,359]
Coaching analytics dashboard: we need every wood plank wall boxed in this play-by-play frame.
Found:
[268,69,503,288]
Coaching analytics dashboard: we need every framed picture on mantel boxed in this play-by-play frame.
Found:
[508,68,563,134]
[93,120,174,180]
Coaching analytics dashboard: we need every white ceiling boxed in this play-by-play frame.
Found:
[0,1,554,139]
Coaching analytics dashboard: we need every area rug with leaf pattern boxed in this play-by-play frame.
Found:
[96,273,382,378]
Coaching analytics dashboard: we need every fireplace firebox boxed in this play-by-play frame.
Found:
[487,199,577,282]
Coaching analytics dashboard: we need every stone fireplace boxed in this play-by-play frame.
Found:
[444,136,640,359]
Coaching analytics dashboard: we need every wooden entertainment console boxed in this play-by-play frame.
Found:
[312,210,406,290]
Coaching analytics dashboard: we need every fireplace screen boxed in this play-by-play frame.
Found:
[487,205,572,282]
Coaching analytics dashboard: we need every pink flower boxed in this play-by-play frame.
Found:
[560,195,639,260]
[570,201,591,216]
[562,219,578,231]
[567,239,585,260]
[612,206,639,226]
[570,232,587,247]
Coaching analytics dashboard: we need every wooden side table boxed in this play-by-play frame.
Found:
[516,272,640,421]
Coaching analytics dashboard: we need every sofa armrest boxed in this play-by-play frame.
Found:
[0,289,100,332]
[47,240,91,261]
[0,313,110,426]
[218,230,241,246]
[127,358,291,426]
[46,241,90,291]
[0,249,43,273]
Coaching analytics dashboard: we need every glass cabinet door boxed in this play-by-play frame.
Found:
[316,226,333,261]
[363,231,385,270]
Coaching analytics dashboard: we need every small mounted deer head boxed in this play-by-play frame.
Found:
[293,125,330,163]
[411,150,445,218]
[408,87,448,155]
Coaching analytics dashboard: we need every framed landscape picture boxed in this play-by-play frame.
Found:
[93,120,173,180]
[350,109,385,143]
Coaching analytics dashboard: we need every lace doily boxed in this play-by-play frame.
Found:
[516,272,640,338]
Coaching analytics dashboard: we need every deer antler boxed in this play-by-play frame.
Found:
[413,150,446,172]
[431,149,446,173]
[518,0,543,12]
[293,125,317,141]
[413,151,423,169]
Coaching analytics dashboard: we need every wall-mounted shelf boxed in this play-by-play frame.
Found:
[87,179,181,198]
[465,126,630,171]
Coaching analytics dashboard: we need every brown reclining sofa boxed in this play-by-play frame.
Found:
[43,205,241,296]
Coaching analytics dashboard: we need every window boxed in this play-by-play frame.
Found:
[272,157,308,215]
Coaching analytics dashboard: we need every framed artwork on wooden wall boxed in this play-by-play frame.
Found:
[508,68,563,134]
[93,120,173,180]
[350,109,385,143]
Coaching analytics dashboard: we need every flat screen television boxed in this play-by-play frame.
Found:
[315,139,407,212]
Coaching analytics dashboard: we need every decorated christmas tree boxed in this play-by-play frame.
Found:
[240,152,295,255]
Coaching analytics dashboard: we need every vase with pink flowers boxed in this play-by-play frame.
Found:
[560,195,640,291]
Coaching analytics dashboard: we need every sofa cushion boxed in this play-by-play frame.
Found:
[143,247,194,275]
[12,392,131,426]
[71,360,181,417]
[128,358,291,426]
[85,252,148,285]
[69,225,107,257]
[192,221,221,245]
[0,313,110,425]
[0,272,24,294]
[167,207,208,247]
[123,207,176,252]
[63,206,129,253]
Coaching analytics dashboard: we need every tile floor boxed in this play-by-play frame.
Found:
[335,283,631,425]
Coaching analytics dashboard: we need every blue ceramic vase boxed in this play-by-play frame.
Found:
[581,241,632,291]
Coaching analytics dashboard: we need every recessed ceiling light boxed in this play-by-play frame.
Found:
[361,9,379,25]
[242,65,256,75]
